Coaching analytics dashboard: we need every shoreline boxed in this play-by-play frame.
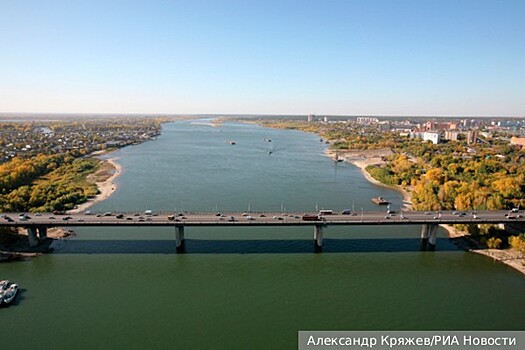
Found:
[69,156,122,214]
[325,149,413,209]
[1,154,122,260]
[325,148,525,276]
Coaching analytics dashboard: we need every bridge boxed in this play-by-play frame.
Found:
[1,209,524,252]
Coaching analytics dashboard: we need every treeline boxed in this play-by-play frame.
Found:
[0,155,100,212]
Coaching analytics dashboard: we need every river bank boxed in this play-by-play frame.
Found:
[0,155,122,259]
[69,156,122,214]
[325,148,413,209]
[325,148,525,276]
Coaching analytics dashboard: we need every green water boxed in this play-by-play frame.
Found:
[2,120,524,349]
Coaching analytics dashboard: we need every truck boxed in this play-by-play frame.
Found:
[302,214,320,221]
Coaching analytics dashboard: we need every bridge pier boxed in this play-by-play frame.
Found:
[428,224,438,251]
[175,225,185,253]
[420,224,429,250]
[420,224,438,251]
[314,224,324,253]
[38,226,47,240]
[26,227,38,247]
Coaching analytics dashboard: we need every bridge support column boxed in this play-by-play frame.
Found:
[420,224,429,251]
[314,224,324,253]
[175,225,185,253]
[38,226,47,240]
[428,224,438,251]
[27,227,38,247]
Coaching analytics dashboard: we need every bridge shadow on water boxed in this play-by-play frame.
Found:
[52,237,458,254]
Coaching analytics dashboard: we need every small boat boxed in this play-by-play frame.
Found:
[371,197,390,205]
[0,280,18,306]
[227,140,236,145]
[268,151,273,154]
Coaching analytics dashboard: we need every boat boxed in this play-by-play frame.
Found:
[227,140,236,145]
[371,197,390,205]
[0,280,18,306]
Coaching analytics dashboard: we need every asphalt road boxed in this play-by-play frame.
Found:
[1,209,524,227]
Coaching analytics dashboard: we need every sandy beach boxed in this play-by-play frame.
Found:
[326,148,413,208]
[69,157,122,214]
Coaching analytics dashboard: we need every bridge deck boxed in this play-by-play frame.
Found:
[1,210,524,227]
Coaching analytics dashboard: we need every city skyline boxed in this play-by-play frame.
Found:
[1,0,524,116]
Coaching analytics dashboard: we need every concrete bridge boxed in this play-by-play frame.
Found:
[1,209,523,252]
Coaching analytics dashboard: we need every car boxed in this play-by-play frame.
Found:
[277,217,283,220]
[228,216,235,222]
[85,210,93,215]
[35,212,42,216]
[511,208,519,213]
[385,216,390,219]
[49,216,55,220]
[77,219,84,222]
[146,217,152,221]
[116,214,124,219]
[103,212,112,216]
[215,213,222,216]
[126,217,133,221]
[473,215,479,219]
[242,212,248,216]
[246,216,254,220]
[424,212,431,215]
[387,210,395,214]
[259,214,266,217]
[341,210,352,215]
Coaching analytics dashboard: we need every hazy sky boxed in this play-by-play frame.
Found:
[1,0,524,116]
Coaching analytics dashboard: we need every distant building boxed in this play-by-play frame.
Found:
[378,122,390,131]
[444,131,460,141]
[510,137,525,149]
[307,114,314,122]
[423,132,441,144]
[466,130,477,145]
[323,116,329,123]
[422,121,456,131]
[356,117,379,124]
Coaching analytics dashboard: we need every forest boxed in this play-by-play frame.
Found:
[0,154,100,212]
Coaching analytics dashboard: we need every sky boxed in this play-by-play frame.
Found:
[1,0,524,116]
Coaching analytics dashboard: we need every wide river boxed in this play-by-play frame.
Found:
[2,120,525,349]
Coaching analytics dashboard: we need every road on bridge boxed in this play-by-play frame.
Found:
[1,209,524,227]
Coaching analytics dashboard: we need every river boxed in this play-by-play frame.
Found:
[2,120,524,349]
